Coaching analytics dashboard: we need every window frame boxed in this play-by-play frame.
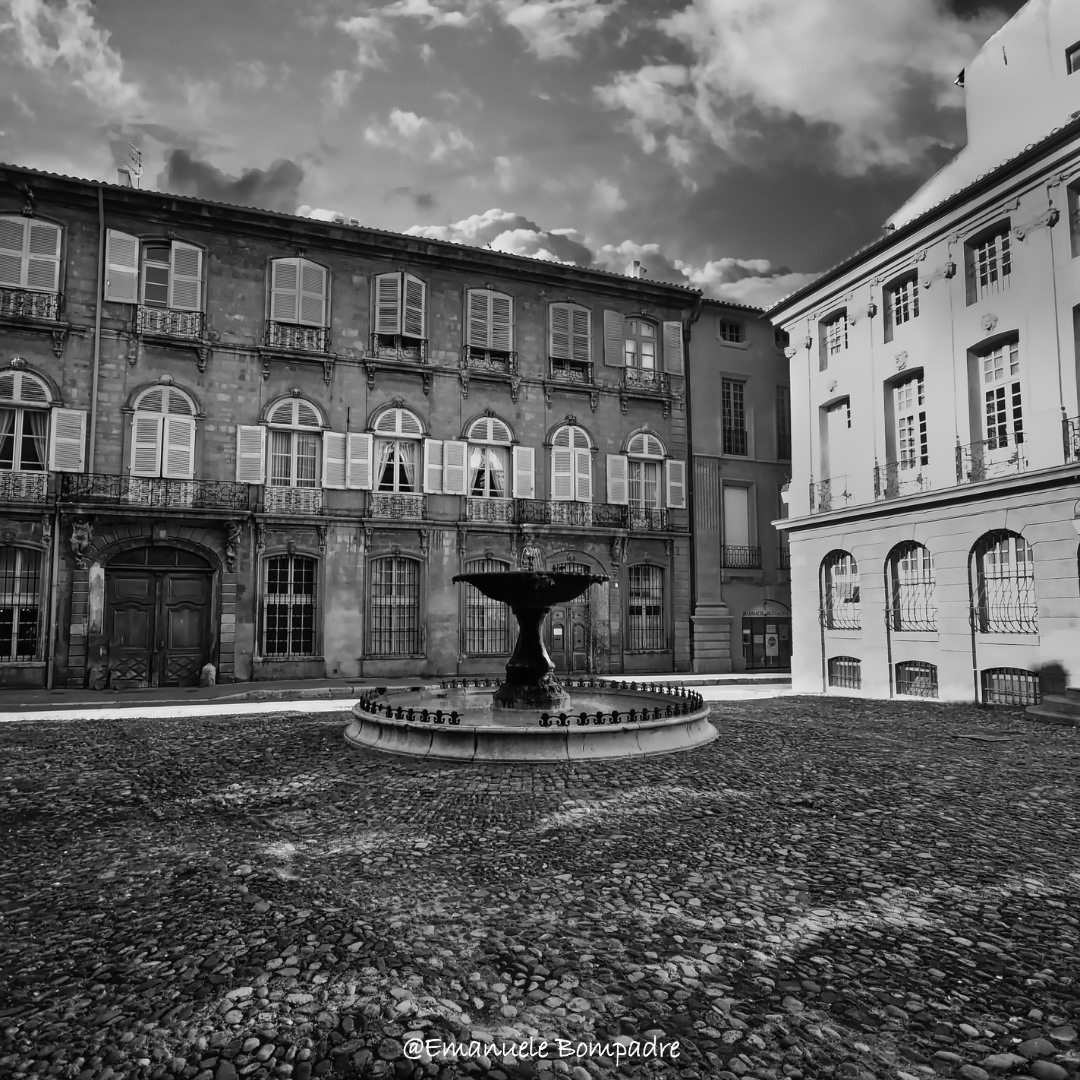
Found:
[827,656,861,689]
[0,371,51,473]
[1067,40,1080,75]
[886,542,937,632]
[819,309,848,370]
[895,661,938,699]
[0,546,43,662]
[716,317,746,345]
[965,222,1012,305]
[626,563,665,652]
[972,530,1038,634]
[0,214,63,297]
[623,317,658,369]
[260,552,318,658]
[368,554,423,657]
[883,271,919,342]
[721,377,748,456]
[460,556,513,657]
[775,385,791,461]
[821,550,861,630]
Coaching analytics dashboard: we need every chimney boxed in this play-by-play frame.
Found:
[625,260,647,279]
[117,167,133,187]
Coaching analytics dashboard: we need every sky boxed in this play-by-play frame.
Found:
[0,0,1026,308]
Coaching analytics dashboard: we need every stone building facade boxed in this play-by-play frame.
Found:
[0,164,697,688]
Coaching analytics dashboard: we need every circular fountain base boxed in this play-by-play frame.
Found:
[344,682,717,762]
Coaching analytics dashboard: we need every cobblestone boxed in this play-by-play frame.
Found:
[0,697,1077,1079]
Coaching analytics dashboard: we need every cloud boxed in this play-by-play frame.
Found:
[363,109,474,161]
[598,0,1008,177]
[336,12,396,71]
[1,0,140,110]
[493,0,620,60]
[592,179,626,214]
[157,150,305,213]
[322,68,361,113]
[406,209,595,265]
[296,205,346,222]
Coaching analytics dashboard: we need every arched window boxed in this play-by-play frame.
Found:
[0,547,42,661]
[624,318,657,369]
[627,564,664,651]
[0,370,49,473]
[895,661,937,698]
[827,656,861,689]
[972,531,1037,633]
[981,667,1039,706]
[369,555,421,655]
[551,424,591,503]
[129,384,197,479]
[627,431,664,527]
[465,415,512,499]
[821,550,860,629]
[261,553,317,657]
[373,406,424,494]
[267,397,323,488]
[461,557,512,656]
[886,542,936,631]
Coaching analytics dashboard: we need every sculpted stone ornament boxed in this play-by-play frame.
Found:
[224,522,243,572]
[70,519,92,569]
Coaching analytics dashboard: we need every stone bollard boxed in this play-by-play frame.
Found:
[199,663,217,687]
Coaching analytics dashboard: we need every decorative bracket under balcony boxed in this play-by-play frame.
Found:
[619,368,673,417]
[133,307,210,371]
[259,322,332,379]
[363,355,431,395]
[458,349,518,400]
[0,288,68,356]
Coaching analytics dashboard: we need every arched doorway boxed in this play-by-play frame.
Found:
[741,599,791,671]
[106,546,213,688]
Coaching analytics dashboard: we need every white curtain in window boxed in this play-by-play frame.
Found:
[21,410,47,470]
[0,409,14,469]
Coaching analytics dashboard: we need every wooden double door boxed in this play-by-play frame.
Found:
[546,562,594,675]
[106,547,212,688]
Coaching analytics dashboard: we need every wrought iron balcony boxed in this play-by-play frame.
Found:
[721,545,762,569]
[370,334,426,363]
[0,470,49,502]
[955,432,1026,485]
[627,506,668,531]
[368,492,425,519]
[622,368,670,394]
[1064,415,1080,463]
[0,287,59,321]
[463,349,515,374]
[874,460,931,500]
[512,500,668,530]
[136,306,204,340]
[548,358,593,384]
[809,476,851,514]
[265,322,329,353]
[263,485,323,514]
[466,496,514,523]
[61,473,252,510]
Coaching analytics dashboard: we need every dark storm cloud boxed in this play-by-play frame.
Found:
[157,150,304,212]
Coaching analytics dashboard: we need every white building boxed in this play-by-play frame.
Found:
[768,0,1080,705]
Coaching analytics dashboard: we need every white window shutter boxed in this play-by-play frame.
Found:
[374,272,402,335]
[403,272,426,339]
[347,432,373,490]
[550,304,571,359]
[490,292,512,351]
[0,217,25,288]
[236,424,266,484]
[270,258,299,323]
[47,407,87,472]
[130,413,164,478]
[443,439,467,495]
[666,459,687,508]
[466,290,490,349]
[512,445,534,499]
[663,321,685,375]
[322,431,346,489]
[105,229,140,304]
[606,454,629,504]
[552,446,574,500]
[168,242,203,312]
[25,221,62,293]
[299,259,328,327]
[574,447,592,502]
[162,415,196,479]
[423,438,444,493]
[571,306,591,362]
[603,310,625,366]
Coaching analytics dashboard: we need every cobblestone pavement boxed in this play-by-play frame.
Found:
[1,698,1078,1080]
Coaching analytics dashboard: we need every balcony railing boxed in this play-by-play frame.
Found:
[1064,415,1080,463]
[955,432,1026,485]
[265,322,329,353]
[467,496,514,523]
[721,545,762,569]
[370,334,426,363]
[0,470,49,502]
[809,476,851,514]
[263,486,323,514]
[0,287,59,321]
[627,506,668,531]
[62,473,252,510]
[548,359,593,384]
[622,368,670,394]
[136,306,204,340]
[464,349,515,374]
[368,492,425,519]
[874,460,931,500]
[513,500,669,530]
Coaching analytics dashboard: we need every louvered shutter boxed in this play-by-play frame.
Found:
[443,440,467,495]
[423,439,444,493]
[574,448,592,502]
[105,230,140,303]
[168,242,203,311]
[552,446,573,500]
[322,432,346,489]
[606,454,628,504]
[347,432,373,490]
[26,221,62,292]
[270,259,299,323]
[490,292,512,351]
[666,459,687,508]
[512,445,534,499]
[162,415,196,479]
[0,217,24,287]
[402,273,426,339]
[663,321,684,375]
[236,425,266,484]
[374,272,401,335]
[299,260,327,327]
[130,413,164,477]
[603,310,625,366]
[47,408,87,472]
[550,304,571,360]
[571,306,591,362]
[466,290,490,348]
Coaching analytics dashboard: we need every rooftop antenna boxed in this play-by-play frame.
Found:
[126,142,142,189]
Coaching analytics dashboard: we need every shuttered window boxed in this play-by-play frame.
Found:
[466,289,513,353]
[270,258,328,327]
[0,216,62,293]
[373,271,427,342]
[551,424,592,502]
[265,397,323,488]
[129,385,197,480]
[549,303,591,362]
[104,232,204,311]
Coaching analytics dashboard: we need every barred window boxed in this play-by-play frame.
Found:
[821,550,860,630]
[721,378,747,456]
[827,656,861,689]
[369,556,421,655]
[627,564,664,651]
[895,661,938,698]
[461,557,512,656]
[887,542,936,631]
[973,531,1037,633]
[0,547,41,661]
[981,668,1039,706]
[262,554,316,657]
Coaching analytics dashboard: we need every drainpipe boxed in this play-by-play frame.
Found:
[46,501,61,690]
[683,294,705,670]
[89,184,104,472]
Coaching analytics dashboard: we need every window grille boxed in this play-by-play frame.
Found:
[721,379,748,455]
[895,661,938,698]
[822,312,848,361]
[887,543,937,631]
[627,564,664,651]
[776,385,791,460]
[370,556,421,655]
[262,554,316,657]
[461,557,512,656]
[973,532,1037,633]
[827,656,861,689]
[0,547,41,661]
[821,551,861,629]
[884,275,919,339]
[981,668,1039,707]
[968,227,1011,302]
